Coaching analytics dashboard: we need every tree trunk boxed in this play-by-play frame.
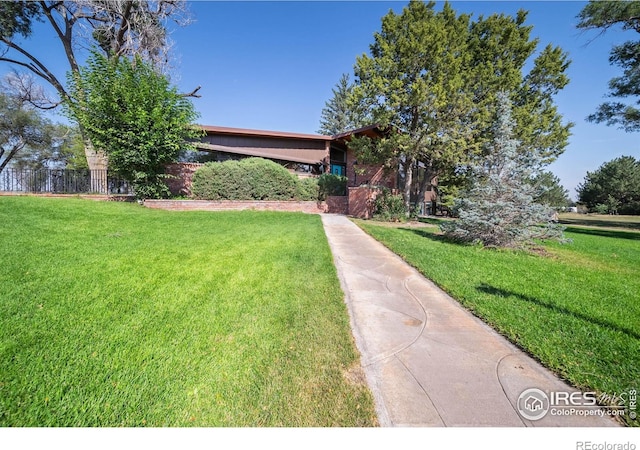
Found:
[80,125,108,193]
[403,156,416,216]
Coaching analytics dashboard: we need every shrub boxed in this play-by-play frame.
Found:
[191,157,317,201]
[373,188,406,222]
[241,157,298,200]
[318,174,347,200]
[191,160,252,200]
[296,177,319,201]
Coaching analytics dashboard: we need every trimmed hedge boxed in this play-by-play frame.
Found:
[191,158,319,201]
[317,174,347,200]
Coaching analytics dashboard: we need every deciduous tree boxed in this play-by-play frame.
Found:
[0,88,58,174]
[68,52,200,198]
[0,1,194,181]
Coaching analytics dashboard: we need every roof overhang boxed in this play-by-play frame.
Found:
[200,125,333,142]
[195,142,327,165]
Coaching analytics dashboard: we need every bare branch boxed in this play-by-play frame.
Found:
[0,38,69,103]
[3,72,62,110]
[181,85,201,98]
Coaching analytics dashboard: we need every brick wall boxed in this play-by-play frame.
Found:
[325,196,348,214]
[345,148,396,189]
[144,199,334,214]
[348,187,380,219]
[165,163,203,197]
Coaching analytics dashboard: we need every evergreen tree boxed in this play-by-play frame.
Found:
[530,171,571,208]
[317,74,362,136]
[577,1,640,132]
[577,156,640,214]
[349,1,572,213]
[441,92,566,248]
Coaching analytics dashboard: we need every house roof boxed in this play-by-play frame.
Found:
[200,125,333,142]
[195,124,388,166]
[332,124,387,141]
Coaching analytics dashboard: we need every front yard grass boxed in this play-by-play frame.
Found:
[0,197,377,427]
[356,219,639,425]
[558,212,640,231]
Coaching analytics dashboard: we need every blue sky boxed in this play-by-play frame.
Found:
[4,1,639,199]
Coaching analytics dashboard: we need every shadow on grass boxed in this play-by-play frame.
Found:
[417,217,447,226]
[402,227,452,243]
[559,218,640,231]
[564,226,640,241]
[476,283,640,340]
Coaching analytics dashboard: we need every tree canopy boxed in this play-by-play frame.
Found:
[348,1,572,213]
[67,52,200,199]
[317,74,363,136]
[531,171,571,208]
[577,1,640,132]
[0,86,62,174]
[577,155,640,214]
[441,92,565,248]
[0,1,194,175]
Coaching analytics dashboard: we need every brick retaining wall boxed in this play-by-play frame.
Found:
[144,199,349,214]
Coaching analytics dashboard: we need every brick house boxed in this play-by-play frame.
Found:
[169,124,437,218]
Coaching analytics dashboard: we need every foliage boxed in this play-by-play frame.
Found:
[296,177,319,201]
[357,219,640,426]
[9,124,87,171]
[576,155,640,214]
[349,1,572,213]
[192,157,317,201]
[317,173,347,199]
[317,73,364,136]
[0,1,193,173]
[0,90,55,174]
[0,197,377,426]
[530,171,571,208]
[441,93,566,248]
[67,52,200,199]
[577,1,640,132]
[373,188,407,222]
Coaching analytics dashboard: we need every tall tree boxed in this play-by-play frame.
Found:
[0,1,194,185]
[577,156,640,214]
[67,52,200,199]
[531,171,571,208]
[10,125,87,171]
[317,73,363,136]
[0,89,54,174]
[349,1,572,213]
[441,92,565,248]
[577,1,640,132]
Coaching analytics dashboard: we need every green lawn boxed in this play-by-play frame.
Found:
[0,197,376,427]
[558,212,640,231]
[356,219,639,425]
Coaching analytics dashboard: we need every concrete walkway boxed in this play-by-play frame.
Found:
[321,214,619,427]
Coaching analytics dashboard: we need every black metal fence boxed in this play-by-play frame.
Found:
[0,169,131,195]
